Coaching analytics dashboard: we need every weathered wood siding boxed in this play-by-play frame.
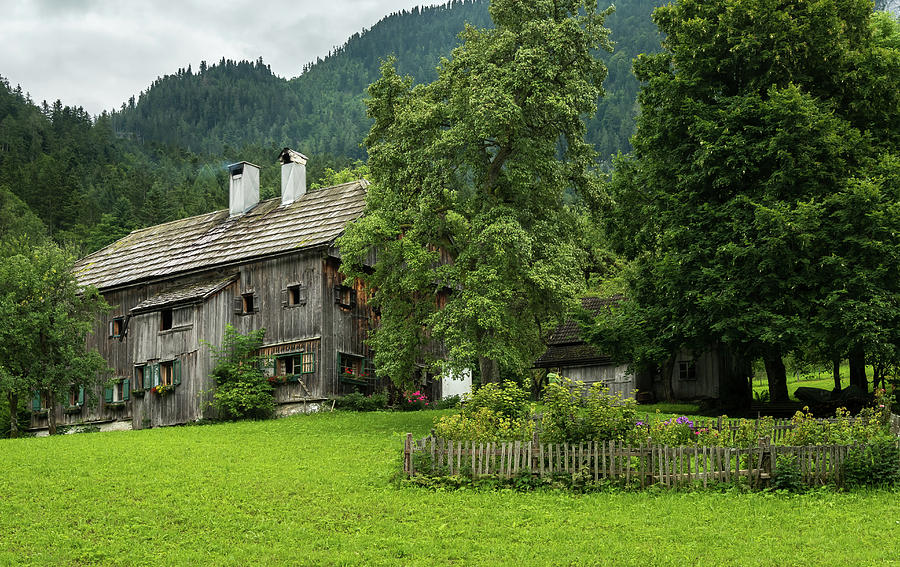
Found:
[663,349,721,400]
[558,363,635,399]
[30,246,380,431]
[322,257,377,395]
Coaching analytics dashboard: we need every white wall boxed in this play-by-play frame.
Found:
[441,368,472,399]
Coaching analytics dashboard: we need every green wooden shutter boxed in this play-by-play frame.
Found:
[153,363,160,386]
[141,366,150,389]
[174,358,182,386]
[104,386,114,403]
[32,392,41,411]
[123,379,130,400]
[77,386,85,406]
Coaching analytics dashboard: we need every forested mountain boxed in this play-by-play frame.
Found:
[109,0,662,161]
[1,0,663,255]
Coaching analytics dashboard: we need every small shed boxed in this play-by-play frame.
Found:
[534,297,635,399]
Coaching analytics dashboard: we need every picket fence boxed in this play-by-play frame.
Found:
[402,413,900,488]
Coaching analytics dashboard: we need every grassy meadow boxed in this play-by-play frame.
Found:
[1,410,898,566]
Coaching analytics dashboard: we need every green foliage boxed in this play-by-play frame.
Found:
[842,437,900,488]
[433,381,534,441]
[0,241,109,436]
[208,325,274,420]
[339,0,613,386]
[431,394,461,410]
[772,454,804,492]
[333,391,389,412]
[463,381,531,420]
[433,406,536,442]
[542,375,638,443]
[602,0,900,398]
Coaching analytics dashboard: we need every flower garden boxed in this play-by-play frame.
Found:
[406,377,900,491]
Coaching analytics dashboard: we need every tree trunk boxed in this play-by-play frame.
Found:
[662,356,676,402]
[848,346,867,391]
[478,356,500,384]
[832,357,842,393]
[763,354,789,403]
[7,392,18,439]
[47,398,57,436]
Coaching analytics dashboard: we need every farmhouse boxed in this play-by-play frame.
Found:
[29,149,466,432]
[535,296,732,403]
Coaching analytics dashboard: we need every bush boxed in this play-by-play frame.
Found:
[433,381,534,441]
[842,437,900,488]
[772,454,803,492]
[541,376,637,443]
[432,395,461,410]
[208,325,274,420]
[398,390,430,411]
[434,407,535,442]
[334,392,389,412]
[464,381,530,419]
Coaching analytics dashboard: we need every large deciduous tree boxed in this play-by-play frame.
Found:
[603,0,900,402]
[339,0,612,386]
[0,243,108,436]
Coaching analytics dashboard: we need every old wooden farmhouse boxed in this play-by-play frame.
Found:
[535,297,729,403]
[30,149,411,432]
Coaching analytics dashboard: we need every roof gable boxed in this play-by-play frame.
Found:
[535,296,624,368]
[74,180,367,290]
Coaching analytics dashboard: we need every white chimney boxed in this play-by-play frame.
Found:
[279,148,308,206]
[228,161,260,216]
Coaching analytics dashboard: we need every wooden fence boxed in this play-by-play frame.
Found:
[402,413,900,488]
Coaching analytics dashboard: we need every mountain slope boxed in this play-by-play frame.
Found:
[110,0,663,160]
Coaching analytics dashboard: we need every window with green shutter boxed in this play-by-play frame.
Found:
[32,392,42,411]
[104,386,114,403]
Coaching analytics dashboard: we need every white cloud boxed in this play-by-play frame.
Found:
[0,0,441,115]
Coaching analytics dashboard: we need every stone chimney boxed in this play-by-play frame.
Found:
[227,161,260,216]
[279,148,308,206]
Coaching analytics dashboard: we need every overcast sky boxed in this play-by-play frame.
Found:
[1,0,443,116]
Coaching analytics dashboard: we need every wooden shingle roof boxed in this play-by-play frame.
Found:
[534,296,623,368]
[74,180,367,291]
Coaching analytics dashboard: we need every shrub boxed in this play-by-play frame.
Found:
[208,325,274,420]
[541,376,637,443]
[772,454,803,492]
[398,390,429,411]
[464,381,530,419]
[784,407,826,446]
[433,381,534,441]
[434,406,535,442]
[432,395,461,410]
[842,437,900,488]
[334,392,389,412]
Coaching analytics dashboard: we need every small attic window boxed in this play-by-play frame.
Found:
[230,164,244,177]
[287,284,307,306]
[160,308,173,331]
[234,291,259,315]
[109,317,125,338]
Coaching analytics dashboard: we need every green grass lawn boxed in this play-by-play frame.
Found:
[1,411,898,566]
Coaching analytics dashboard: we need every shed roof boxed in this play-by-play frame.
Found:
[130,273,238,314]
[73,180,368,291]
[534,296,623,368]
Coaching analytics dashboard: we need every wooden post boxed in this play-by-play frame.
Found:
[405,433,413,476]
